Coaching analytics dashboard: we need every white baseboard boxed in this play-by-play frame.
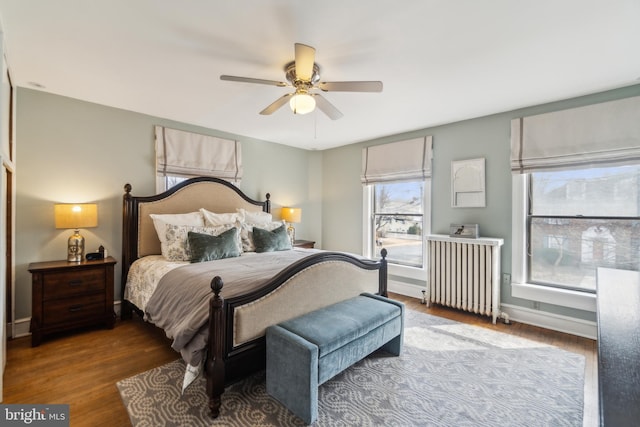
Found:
[388,280,426,301]
[500,303,597,340]
[10,300,123,339]
[11,317,30,338]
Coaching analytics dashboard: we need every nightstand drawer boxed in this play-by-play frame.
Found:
[43,268,106,300]
[43,293,106,325]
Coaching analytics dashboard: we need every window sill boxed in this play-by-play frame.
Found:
[511,282,596,312]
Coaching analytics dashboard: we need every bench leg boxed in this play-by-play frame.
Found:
[266,325,319,424]
[380,333,402,356]
[361,293,405,357]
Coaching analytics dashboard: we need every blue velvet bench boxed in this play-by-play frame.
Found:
[266,293,404,424]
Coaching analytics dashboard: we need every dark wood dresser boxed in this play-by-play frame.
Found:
[29,256,117,346]
[596,267,640,426]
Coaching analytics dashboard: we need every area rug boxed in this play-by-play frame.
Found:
[117,309,585,426]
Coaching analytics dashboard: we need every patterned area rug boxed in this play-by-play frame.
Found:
[117,309,585,426]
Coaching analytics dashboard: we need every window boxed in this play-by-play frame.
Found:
[371,181,425,268]
[510,96,640,311]
[155,126,242,193]
[527,165,640,292]
[360,136,432,276]
[161,175,188,192]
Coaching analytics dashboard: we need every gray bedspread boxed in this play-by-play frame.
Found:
[144,249,319,365]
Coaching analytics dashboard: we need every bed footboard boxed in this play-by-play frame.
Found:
[205,250,388,418]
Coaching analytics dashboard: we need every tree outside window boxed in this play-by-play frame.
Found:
[372,181,424,268]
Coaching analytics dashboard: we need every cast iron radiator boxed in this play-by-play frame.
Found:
[426,235,504,324]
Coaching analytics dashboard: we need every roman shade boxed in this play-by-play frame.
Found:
[511,95,640,174]
[361,136,432,184]
[155,125,242,183]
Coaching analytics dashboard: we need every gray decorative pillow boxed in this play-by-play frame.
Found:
[240,220,285,252]
[252,224,292,253]
[162,223,239,261]
[188,228,241,263]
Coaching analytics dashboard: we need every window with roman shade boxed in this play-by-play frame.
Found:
[510,95,640,296]
[510,95,640,174]
[155,125,242,191]
[361,136,432,184]
[361,136,432,271]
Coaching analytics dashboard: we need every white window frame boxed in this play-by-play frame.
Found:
[156,174,188,193]
[362,179,431,281]
[511,174,596,312]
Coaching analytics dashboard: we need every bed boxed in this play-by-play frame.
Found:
[120,177,388,418]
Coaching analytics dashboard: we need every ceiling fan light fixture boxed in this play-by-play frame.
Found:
[221,43,382,120]
[289,93,316,115]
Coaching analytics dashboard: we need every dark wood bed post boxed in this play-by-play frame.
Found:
[264,193,271,213]
[121,183,134,320]
[380,248,388,297]
[207,276,226,418]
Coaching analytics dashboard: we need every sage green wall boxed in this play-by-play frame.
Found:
[14,84,640,324]
[14,88,321,320]
[322,83,640,321]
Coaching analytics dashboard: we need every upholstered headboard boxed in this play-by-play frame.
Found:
[137,181,266,257]
[121,177,270,301]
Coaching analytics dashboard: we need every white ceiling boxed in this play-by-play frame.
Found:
[0,0,639,150]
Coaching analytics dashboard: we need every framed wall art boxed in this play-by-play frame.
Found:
[451,157,485,208]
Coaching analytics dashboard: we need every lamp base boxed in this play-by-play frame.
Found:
[286,224,296,246]
[68,230,85,262]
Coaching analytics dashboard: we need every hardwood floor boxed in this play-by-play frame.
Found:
[3,314,177,427]
[3,294,597,427]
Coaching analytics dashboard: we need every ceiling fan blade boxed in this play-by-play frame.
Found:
[318,81,383,92]
[294,43,316,81]
[220,75,288,87]
[313,94,344,120]
[260,93,293,115]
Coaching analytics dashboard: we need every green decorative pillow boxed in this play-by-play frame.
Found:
[187,228,241,263]
[161,223,239,261]
[240,220,284,252]
[252,224,292,253]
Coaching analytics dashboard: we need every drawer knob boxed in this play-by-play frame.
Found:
[69,305,84,312]
[68,279,83,286]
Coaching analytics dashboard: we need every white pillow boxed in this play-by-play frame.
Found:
[237,208,272,224]
[160,223,241,261]
[150,212,205,258]
[200,208,244,227]
[240,220,285,252]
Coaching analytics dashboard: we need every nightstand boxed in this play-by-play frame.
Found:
[28,256,117,346]
[293,240,316,249]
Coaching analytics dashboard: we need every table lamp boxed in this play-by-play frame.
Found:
[281,207,302,245]
[55,203,98,262]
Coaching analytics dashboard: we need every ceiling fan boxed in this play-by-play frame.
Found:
[220,43,383,120]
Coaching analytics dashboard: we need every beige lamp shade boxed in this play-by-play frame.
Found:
[55,203,98,229]
[281,207,302,223]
